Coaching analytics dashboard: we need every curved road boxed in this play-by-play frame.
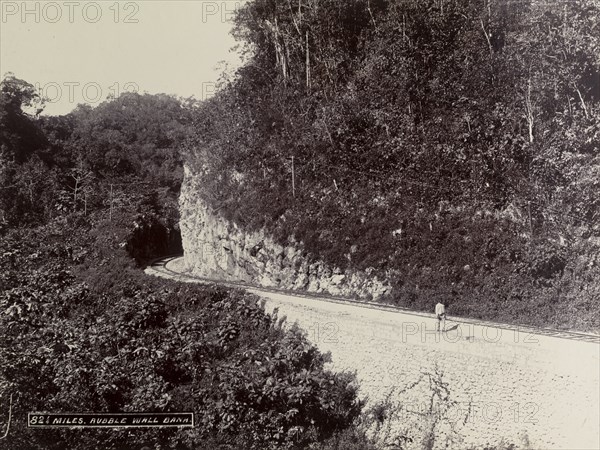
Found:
[146,256,600,450]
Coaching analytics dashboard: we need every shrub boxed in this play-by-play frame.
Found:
[0,220,365,450]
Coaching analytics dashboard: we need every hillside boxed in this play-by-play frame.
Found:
[182,0,600,331]
[0,79,373,449]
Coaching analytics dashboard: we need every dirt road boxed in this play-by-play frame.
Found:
[147,256,600,450]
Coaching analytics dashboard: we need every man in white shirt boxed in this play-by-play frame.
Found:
[435,302,446,332]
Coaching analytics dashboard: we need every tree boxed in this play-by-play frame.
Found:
[0,73,46,164]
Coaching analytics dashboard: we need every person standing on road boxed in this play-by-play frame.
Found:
[435,301,446,332]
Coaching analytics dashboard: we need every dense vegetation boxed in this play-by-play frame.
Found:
[0,220,367,449]
[185,0,600,331]
[1,74,187,247]
[0,75,371,449]
[1,0,598,446]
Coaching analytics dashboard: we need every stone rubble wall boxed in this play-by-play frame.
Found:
[179,166,391,300]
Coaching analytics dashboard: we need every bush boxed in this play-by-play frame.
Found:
[0,219,366,450]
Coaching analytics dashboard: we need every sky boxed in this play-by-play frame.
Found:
[0,1,245,115]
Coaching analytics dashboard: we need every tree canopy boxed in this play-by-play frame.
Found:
[184,0,600,330]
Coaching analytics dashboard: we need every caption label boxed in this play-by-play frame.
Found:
[28,412,194,428]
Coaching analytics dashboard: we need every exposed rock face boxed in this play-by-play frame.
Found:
[179,166,391,300]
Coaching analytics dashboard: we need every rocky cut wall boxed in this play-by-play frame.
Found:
[179,166,391,300]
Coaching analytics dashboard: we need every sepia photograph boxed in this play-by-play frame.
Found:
[1,1,599,449]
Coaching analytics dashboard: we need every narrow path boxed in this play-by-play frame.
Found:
[146,256,600,450]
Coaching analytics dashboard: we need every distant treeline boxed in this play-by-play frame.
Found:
[1,75,190,230]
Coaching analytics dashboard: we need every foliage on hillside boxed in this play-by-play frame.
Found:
[0,75,371,449]
[1,75,188,236]
[184,0,600,331]
[0,211,365,449]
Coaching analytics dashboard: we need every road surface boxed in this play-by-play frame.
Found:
[146,256,600,450]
